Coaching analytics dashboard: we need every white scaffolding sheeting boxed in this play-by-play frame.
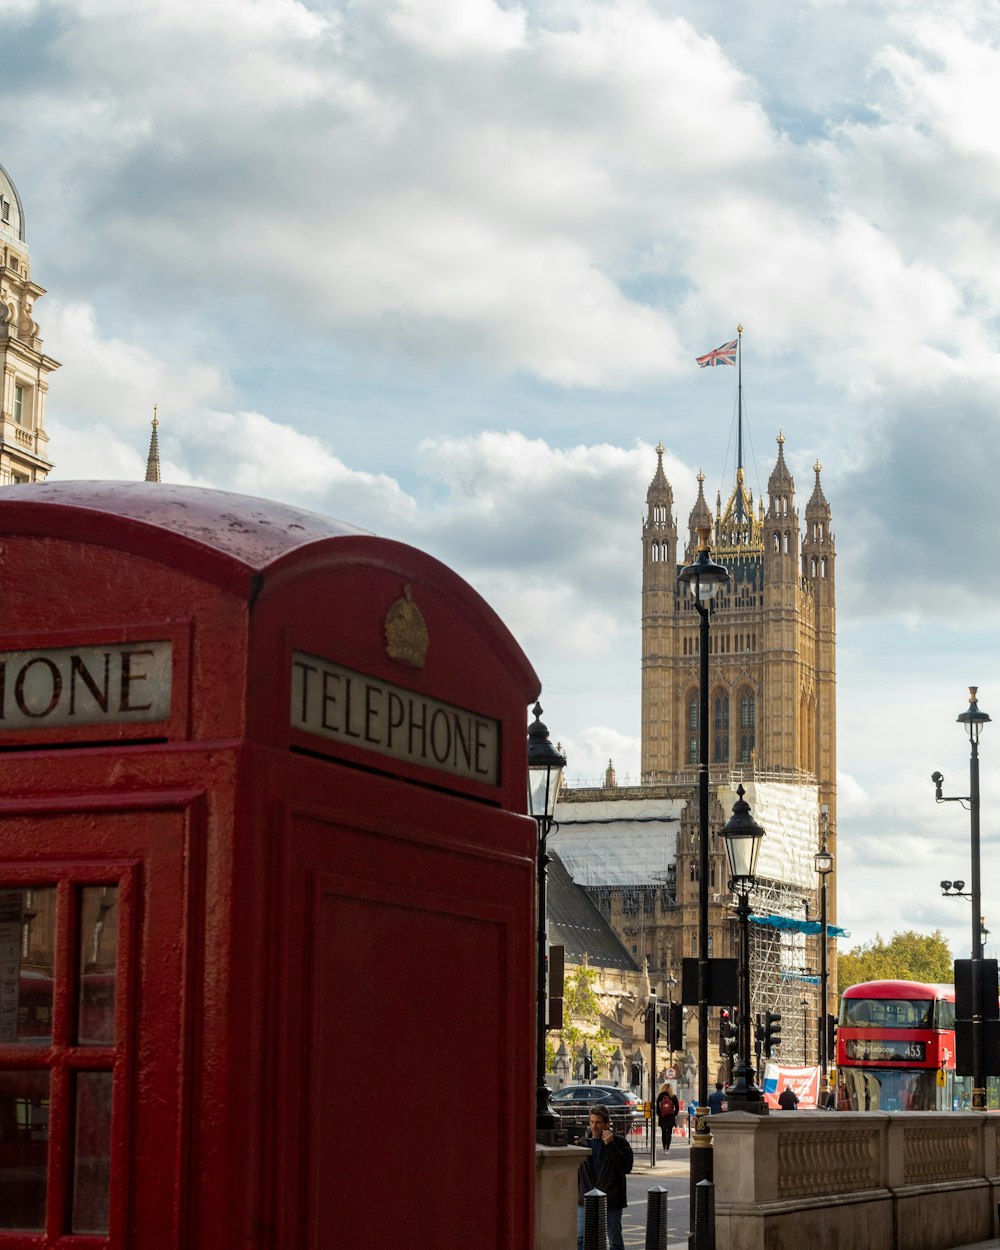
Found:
[723,781,819,891]
[549,796,685,886]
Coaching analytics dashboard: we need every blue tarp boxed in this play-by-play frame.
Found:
[751,914,850,938]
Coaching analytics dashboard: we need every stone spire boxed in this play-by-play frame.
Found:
[803,459,835,585]
[805,459,830,522]
[144,407,161,483]
[766,431,794,503]
[686,470,713,556]
[646,441,673,511]
[643,441,678,571]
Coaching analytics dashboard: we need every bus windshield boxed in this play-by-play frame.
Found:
[839,998,935,1029]
[838,1067,940,1112]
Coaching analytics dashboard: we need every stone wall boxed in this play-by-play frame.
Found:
[712,1111,1000,1250]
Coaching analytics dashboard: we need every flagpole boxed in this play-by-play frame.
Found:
[737,324,744,474]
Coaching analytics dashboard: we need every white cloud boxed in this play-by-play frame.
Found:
[14,0,1000,968]
[384,0,527,55]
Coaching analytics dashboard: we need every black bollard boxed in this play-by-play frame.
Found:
[644,1184,669,1250]
[694,1179,715,1250]
[582,1187,608,1250]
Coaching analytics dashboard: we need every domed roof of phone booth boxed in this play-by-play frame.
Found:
[0,480,370,586]
[0,481,538,688]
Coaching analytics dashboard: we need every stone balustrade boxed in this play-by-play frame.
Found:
[712,1111,1000,1250]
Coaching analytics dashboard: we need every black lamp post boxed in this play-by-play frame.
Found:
[815,807,834,1085]
[527,702,567,1143]
[933,686,990,1109]
[665,973,677,1070]
[678,529,730,1235]
[720,784,767,1112]
[801,998,809,1065]
[677,529,730,1112]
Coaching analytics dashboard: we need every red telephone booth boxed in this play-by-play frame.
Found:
[0,482,539,1249]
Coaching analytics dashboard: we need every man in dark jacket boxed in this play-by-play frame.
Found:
[576,1104,633,1250]
[777,1084,800,1110]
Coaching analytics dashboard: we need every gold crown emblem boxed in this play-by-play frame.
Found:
[384,584,429,670]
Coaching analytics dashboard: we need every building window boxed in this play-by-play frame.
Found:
[13,383,24,425]
[739,691,755,763]
[713,692,729,763]
[687,692,699,765]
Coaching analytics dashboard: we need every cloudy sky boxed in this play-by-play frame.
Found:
[4,0,1000,960]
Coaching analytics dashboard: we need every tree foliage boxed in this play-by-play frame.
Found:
[837,929,954,991]
[554,964,612,1063]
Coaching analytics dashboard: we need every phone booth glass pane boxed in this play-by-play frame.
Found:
[77,885,118,1046]
[0,874,124,1240]
[1,887,55,1045]
[0,1069,50,1229]
[72,1070,113,1234]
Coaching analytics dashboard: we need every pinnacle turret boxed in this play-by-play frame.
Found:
[643,441,677,572]
[805,460,830,520]
[145,407,161,483]
[686,470,713,554]
[646,441,673,509]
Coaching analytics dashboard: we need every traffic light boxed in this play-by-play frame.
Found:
[825,1012,836,1058]
[719,1008,738,1057]
[644,1002,660,1045]
[669,1002,685,1051]
[763,1010,782,1058]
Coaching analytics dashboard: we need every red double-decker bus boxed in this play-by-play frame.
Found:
[837,979,958,1111]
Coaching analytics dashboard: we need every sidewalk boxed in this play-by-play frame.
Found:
[630,1133,691,1176]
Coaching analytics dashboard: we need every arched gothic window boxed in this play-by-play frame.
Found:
[713,691,729,763]
[687,693,699,765]
[739,690,756,763]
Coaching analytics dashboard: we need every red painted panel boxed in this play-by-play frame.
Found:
[274,760,536,1250]
[310,885,508,1247]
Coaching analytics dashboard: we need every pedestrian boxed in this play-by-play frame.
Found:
[655,1083,679,1149]
[708,1082,727,1114]
[777,1083,800,1110]
[577,1103,633,1250]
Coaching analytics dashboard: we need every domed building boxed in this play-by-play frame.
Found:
[0,161,57,484]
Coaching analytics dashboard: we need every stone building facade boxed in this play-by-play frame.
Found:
[553,435,839,1086]
[0,163,56,484]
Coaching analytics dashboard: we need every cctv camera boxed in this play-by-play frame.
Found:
[931,771,944,785]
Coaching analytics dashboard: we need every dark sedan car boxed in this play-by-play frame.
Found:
[549,1084,644,1140]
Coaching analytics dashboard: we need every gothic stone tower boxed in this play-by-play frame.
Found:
[641,434,835,803]
[641,435,837,926]
[0,162,57,483]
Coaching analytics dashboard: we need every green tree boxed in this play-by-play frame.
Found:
[553,964,612,1066]
[837,929,954,991]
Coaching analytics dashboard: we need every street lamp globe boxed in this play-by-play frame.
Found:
[678,528,730,605]
[527,703,566,825]
[721,784,766,887]
[958,687,991,744]
[815,847,834,877]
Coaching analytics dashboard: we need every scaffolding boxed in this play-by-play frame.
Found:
[738,878,823,1069]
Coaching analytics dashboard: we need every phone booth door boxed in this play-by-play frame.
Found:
[0,799,194,1249]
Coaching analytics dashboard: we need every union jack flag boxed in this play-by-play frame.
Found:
[696,339,738,367]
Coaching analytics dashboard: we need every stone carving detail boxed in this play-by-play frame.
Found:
[777,1128,880,1197]
[903,1124,976,1184]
